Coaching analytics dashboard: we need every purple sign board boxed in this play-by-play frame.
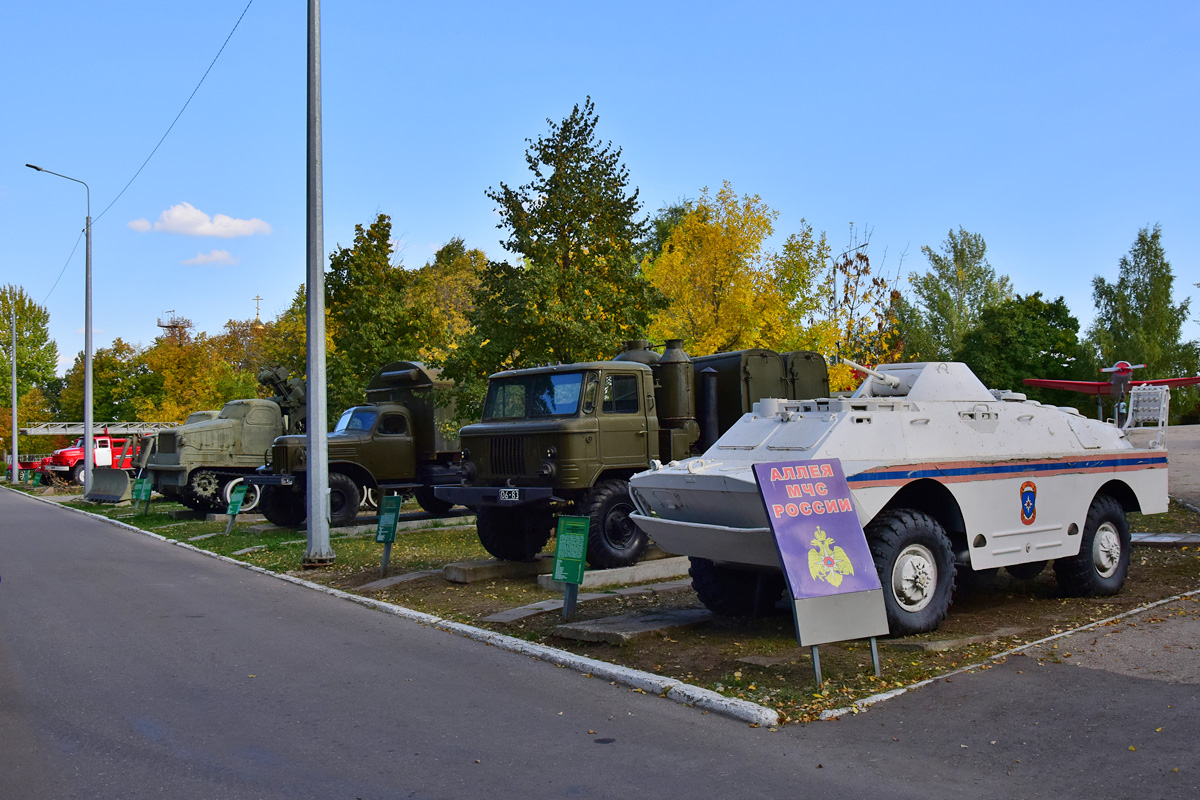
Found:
[753,458,888,648]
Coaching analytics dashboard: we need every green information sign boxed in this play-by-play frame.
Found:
[552,515,589,585]
[225,483,249,516]
[132,478,152,502]
[375,495,404,543]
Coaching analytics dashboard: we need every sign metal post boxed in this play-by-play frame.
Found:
[552,515,589,621]
[753,459,889,686]
[375,495,403,578]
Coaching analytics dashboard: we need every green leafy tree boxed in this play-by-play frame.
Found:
[1089,225,1198,419]
[1089,224,1197,376]
[408,238,486,364]
[447,98,659,418]
[325,213,423,420]
[956,292,1092,407]
[59,339,157,424]
[908,227,1012,359]
[0,285,59,401]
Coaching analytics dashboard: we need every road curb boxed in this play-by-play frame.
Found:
[10,488,779,729]
[820,584,1200,720]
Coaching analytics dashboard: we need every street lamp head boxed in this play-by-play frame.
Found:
[25,163,44,171]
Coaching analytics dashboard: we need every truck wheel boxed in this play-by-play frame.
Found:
[1006,560,1047,580]
[1054,495,1129,596]
[188,470,224,510]
[329,473,360,526]
[413,486,453,516]
[580,479,648,569]
[476,506,553,561]
[70,463,84,485]
[221,478,261,513]
[260,486,307,527]
[689,557,785,617]
[866,509,956,636]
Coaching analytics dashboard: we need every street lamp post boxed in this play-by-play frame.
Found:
[26,164,93,495]
[10,305,16,485]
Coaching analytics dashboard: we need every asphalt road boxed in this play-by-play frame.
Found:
[2,489,1198,799]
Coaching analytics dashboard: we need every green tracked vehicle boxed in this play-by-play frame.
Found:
[146,367,306,513]
[435,341,829,569]
[256,361,462,528]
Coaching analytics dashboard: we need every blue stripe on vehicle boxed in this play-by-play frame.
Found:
[848,456,1168,484]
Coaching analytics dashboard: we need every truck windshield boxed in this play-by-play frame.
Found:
[218,403,250,421]
[335,407,379,432]
[483,373,585,420]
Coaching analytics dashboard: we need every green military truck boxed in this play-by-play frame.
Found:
[146,367,306,513]
[257,361,462,527]
[434,340,829,569]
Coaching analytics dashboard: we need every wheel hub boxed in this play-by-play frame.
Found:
[1094,522,1122,577]
[602,502,637,550]
[191,471,219,499]
[892,544,936,612]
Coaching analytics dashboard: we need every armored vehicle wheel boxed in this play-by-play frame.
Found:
[689,557,785,617]
[866,509,956,636]
[413,486,453,516]
[1054,495,1129,596]
[221,478,261,513]
[476,506,553,561]
[70,463,84,485]
[329,473,360,526]
[580,479,648,569]
[259,485,307,527]
[1006,560,1047,580]
[189,470,222,506]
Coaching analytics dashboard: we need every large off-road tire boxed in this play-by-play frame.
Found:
[1054,495,1129,596]
[221,477,261,513]
[579,479,648,569]
[70,463,85,485]
[866,508,956,636]
[413,486,453,516]
[689,557,786,617]
[259,485,307,527]
[1006,560,1047,580]
[476,505,554,562]
[328,473,360,526]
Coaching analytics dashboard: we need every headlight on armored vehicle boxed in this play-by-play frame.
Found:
[462,461,477,483]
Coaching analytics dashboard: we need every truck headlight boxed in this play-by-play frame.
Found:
[539,459,558,480]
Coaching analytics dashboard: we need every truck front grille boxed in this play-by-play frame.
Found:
[159,432,178,455]
[490,437,526,476]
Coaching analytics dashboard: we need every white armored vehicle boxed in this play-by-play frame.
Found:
[628,361,1170,635]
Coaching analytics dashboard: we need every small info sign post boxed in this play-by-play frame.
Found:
[223,483,249,535]
[132,477,153,514]
[552,515,589,621]
[753,458,889,685]
[375,495,404,578]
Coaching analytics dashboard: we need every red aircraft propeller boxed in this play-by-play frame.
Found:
[1023,361,1200,398]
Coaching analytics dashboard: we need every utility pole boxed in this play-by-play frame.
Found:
[10,305,16,484]
[303,0,333,566]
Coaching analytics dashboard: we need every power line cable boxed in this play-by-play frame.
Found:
[93,0,254,224]
[41,231,85,306]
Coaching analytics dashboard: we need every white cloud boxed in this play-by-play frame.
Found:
[181,249,237,266]
[127,218,152,233]
[151,202,271,238]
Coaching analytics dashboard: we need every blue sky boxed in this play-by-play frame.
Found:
[3,1,1197,376]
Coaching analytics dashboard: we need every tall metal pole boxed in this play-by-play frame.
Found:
[303,0,333,565]
[25,164,92,494]
[10,306,16,485]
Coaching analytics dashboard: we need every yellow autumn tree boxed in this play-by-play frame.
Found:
[407,238,486,364]
[647,182,787,355]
